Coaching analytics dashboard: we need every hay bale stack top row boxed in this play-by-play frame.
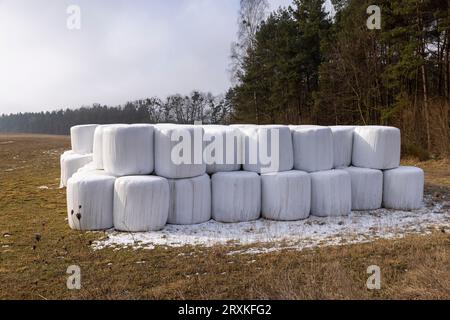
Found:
[64,123,402,179]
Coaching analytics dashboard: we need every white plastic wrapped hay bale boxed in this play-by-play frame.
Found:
[352,126,401,169]
[103,124,154,176]
[93,124,128,170]
[114,176,170,232]
[343,167,383,210]
[60,150,75,166]
[59,151,74,187]
[167,174,211,225]
[155,125,206,179]
[240,125,293,173]
[93,125,119,170]
[330,126,355,168]
[77,162,96,173]
[203,125,242,174]
[291,126,333,172]
[212,171,261,223]
[60,152,93,188]
[62,150,75,156]
[70,124,98,155]
[383,166,424,210]
[67,174,115,230]
[72,167,118,179]
[310,170,351,217]
[261,170,311,221]
[93,126,105,169]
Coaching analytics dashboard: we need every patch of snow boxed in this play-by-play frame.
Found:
[92,195,449,254]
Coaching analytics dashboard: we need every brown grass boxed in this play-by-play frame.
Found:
[402,157,450,188]
[0,134,449,300]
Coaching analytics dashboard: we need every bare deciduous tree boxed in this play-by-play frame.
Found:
[230,0,269,84]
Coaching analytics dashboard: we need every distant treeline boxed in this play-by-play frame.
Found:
[0,91,233,135]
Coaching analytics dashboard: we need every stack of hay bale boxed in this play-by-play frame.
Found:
[60,125,98,188]
[351,126,424,211]
[61,123,424,232]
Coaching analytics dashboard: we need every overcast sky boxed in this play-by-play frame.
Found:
[0,0,334,114]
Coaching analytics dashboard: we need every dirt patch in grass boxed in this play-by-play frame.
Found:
[0,134,449,299]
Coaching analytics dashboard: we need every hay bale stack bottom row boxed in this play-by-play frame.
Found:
[61,124,424,231]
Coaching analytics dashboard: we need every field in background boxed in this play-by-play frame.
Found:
[0,134,449,300]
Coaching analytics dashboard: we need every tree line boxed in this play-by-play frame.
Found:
[0,91,232,135]
[229,0,449,157]
[1,0,448,157]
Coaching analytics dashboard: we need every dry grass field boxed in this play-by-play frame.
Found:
[0,134,449,300]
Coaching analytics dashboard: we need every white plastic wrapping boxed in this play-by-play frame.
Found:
[92,124,127,169]
[203,125,242,174]
[292,126,333,172]
[103,124,154,176]
[67,174,115,230]
[70,124,98,154]
[167,174,211,225]
[92,125,110,169]
[77,161,96,173]
[114,176,170,232]
[352,126,401,169]
[155,125,206,179]
[330,126,355,168]
[343,167,383,210]
[72,167,118,180]
[60,152,93,188]
[261,170,311,221]
[60,151,73,187]
[62,150,75,156]
[240,125,294,173]
[383,166,424,210]
[212,171,261,223]
[60,150,75,160]
[310,170,351,217]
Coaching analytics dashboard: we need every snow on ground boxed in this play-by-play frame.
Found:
[92,194,449,254]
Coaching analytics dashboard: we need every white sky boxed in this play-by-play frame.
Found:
[0,0,334,114]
